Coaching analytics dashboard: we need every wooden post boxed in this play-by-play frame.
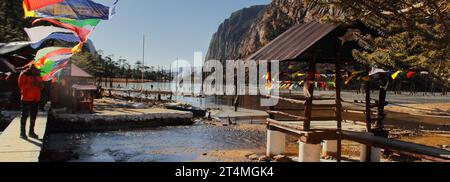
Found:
[335,62,343,162]
[364,66,372,161]
[365,66,372,132]
[376,74,388,130]
[303,60,316,131]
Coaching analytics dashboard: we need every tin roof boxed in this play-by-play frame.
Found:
[70,63,92,78]
[246,21,340,62]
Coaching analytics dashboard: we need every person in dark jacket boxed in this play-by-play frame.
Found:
[18,65,43,139]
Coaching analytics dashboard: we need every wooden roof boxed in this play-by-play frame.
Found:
[246,21,358,63]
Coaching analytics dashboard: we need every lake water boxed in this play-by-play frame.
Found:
[43,122,266,162]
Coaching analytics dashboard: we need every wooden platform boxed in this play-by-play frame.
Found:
[267,119,367,143]
[267,119,450,161]
[0,112,48,162]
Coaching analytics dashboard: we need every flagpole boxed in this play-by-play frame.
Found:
[142,34,145,90]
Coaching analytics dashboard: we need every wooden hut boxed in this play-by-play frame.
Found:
[51,62,96,113]
[247,21,450,162]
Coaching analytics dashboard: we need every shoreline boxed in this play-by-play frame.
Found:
[100,78,169,83]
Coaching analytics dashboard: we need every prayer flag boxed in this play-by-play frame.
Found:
[34,47,73,67]
[24,0,64,11]
[33,18,92,42]
[368,67,387,76]
[25,26,75,43]
[407,71,416,79]
[32,32,81,49]
[58,18,101,29]
[29,0,115,20]
[391,71,402,80]
[345,71,364,85]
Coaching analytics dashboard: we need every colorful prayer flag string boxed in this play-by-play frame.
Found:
[22,0,118,81]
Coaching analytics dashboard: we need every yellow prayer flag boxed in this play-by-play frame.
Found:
[71,43,83,54]
[23,2,37,18]
[391,71,402,80]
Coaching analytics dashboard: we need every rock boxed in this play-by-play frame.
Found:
[248,154,259,161]
[258,155,270,162]
[202,153,208,156]
[245,153,256,158]
[273,155,293,162]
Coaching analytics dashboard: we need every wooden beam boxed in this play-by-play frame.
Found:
[265,95,305,105]
[303,60,316,131]
[266,110,306,121]
[364,66,372,162]
[312,104,337,108]
[311,117,338,121]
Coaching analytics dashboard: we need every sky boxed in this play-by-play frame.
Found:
[90,0,271,69]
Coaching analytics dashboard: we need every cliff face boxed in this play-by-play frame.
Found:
[205,5,266,61]
[239,0,306,59]
[206,0,309,60]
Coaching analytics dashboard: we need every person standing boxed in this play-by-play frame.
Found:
[18,65,43,139]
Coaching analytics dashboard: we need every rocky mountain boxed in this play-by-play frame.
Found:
[205,5,266,61]
[206,0,311,61]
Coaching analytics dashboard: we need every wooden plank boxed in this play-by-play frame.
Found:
[267,119,337,143]
[312,104,337,108]
[266,110,306,120]
[267,118,304,131]
[265,95,305,105]
[0,112,47,162]
[311,116,337,121]
[268,119,366,131]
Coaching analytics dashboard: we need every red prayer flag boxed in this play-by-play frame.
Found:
[33,18,91,42]
[406,71,415,79]
[36,48,73,66]
[24,0,65,11]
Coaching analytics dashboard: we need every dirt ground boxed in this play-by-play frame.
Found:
[386,103,450,117]
[201,102,450,162]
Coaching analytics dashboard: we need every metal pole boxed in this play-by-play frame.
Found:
[142,34,145,90]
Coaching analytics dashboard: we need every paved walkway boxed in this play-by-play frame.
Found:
[0,111,48,162]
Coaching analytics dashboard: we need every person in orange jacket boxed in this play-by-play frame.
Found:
[18,65,43,139]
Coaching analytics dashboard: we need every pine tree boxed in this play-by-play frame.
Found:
[304,0,449,83]
[0,0,32,42]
